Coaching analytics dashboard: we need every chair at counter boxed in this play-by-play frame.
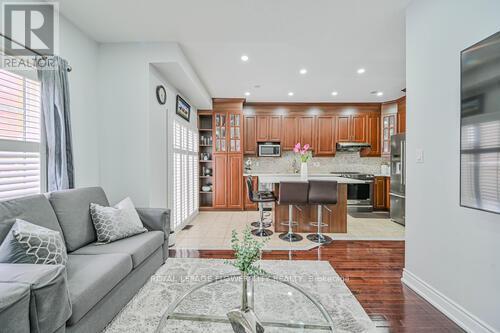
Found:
[306,180,338,244]
[246,175,277,237]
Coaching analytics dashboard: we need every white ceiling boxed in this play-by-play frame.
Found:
[57,0,410,103]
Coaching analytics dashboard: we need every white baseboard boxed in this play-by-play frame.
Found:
[402,269,498,333]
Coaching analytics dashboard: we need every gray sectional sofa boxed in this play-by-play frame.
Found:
[0,187,171,333]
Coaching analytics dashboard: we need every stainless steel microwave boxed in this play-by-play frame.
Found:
[258,143,281,157]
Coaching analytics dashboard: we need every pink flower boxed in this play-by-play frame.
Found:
[303,144,310,151]
[293,143,301,153]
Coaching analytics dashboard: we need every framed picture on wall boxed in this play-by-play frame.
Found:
[176,95,191,122]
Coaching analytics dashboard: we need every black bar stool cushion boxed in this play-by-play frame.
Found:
[279,181,309,205]
[308,180,338,205]
[246,176,276,203]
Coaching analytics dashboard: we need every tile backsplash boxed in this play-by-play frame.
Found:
[245,151,389,175]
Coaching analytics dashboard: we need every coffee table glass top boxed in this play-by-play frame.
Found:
[156,274,335,332]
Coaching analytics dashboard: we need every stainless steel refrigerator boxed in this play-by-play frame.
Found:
[390,133,406,225]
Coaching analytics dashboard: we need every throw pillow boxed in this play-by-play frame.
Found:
[0,219,68,265]
[90,197,147,243]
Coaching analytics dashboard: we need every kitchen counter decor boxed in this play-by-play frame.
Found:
[293,143,312,180]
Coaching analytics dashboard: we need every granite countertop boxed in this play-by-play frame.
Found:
[243,172,365,184]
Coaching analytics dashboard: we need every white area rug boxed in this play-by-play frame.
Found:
[103,258,375,333]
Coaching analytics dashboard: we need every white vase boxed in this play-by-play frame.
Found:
[300,162,308,180]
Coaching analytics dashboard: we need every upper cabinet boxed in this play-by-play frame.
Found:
[297,116,315,150]
[243,116,256,155]
[256,115,281,142]
[214,112,241,153]
[269,116,281,141]
[397,97,406,133]
[381,97,405,155]
[361,113,381,157]
[337,114,367,143]
[381,102,397,155]
[316,116,336,156]
[242,103,388,157]
[281,116,298,150]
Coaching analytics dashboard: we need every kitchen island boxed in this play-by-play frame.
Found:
[246,173,364,234]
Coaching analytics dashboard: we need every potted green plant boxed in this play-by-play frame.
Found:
[226,227,268,333]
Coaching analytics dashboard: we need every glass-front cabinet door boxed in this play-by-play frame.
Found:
[214,113,227,152]
[229,113,241,152]
[382,114,396,154]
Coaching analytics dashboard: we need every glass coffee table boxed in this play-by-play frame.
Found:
[155,274,335,332]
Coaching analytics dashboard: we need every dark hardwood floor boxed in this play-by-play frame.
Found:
[169,241,464,332]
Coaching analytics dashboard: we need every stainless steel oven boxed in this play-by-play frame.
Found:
[331,172,374,212]
[258,143,281,157]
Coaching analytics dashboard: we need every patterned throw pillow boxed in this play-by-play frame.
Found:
[0,219,68,265]
[90,197,147,244]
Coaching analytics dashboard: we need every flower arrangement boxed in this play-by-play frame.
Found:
[226,226,267,277]
[293,142,312,163]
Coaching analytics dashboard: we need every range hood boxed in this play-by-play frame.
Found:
[336,142,371,152]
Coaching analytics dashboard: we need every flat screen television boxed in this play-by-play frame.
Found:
[460,31,500,214]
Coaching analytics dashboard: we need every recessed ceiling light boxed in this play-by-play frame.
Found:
[288,92,294,96]
[244,92,250,96]
[241,55,249,62]
[331,91,338,96]
[370,90,384,97]
[299,68,307,75]
[357,68,366,74]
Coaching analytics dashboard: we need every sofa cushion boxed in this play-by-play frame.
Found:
[66,253,132,325]
[0,194,64,245]
[49,187,109,252]
[0,219,67,265]
[71,231,163,268]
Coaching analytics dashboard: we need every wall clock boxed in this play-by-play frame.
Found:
[156,85,167,105]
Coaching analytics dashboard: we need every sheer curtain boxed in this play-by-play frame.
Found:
[37,56,74,191]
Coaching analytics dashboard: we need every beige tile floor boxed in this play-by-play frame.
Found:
[173,211,405,250]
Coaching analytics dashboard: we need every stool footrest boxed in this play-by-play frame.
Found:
[280,220,299,227]
[310,221,328,228]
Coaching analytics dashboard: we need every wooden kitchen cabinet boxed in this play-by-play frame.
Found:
[336,114,367,143]
[373,176,387,210]
[256,115,281,142]
[212,99,244,210]
[243,116,256,155]
[213,154,228,208]
[269,116,281,141]
[336,116,351,142]
[214,154,243,209]
[351,114,367,142]
[281,116,298,150]
[397,97,406,133]
[227,154,243,209]
[316,116,336,156]
[256,116,269,141]
[297,116,315,149]
[361,113,381,157]
[243,176,258,210]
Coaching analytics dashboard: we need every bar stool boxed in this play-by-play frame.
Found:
[246,176,277,237]
[306,180,337,244]
[278,181,309,242]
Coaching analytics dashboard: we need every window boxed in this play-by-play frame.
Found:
[172,120,198,230]
[0,69,43,200]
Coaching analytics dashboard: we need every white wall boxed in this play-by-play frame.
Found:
[404,1,500,332]
[58,15,100,187]
[148,64,198,210]
[97,43,204,207]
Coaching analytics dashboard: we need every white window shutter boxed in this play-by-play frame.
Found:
[0,69,42,200]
